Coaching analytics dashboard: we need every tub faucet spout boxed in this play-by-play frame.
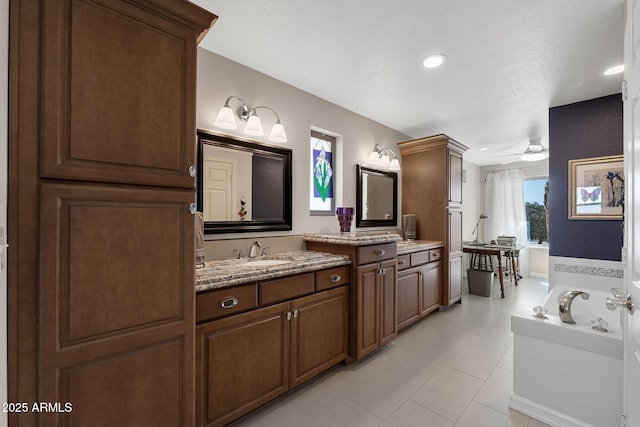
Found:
[559,291,590,324]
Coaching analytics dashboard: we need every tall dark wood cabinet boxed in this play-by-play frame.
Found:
[8,1,215,425]
[397,134,468,307]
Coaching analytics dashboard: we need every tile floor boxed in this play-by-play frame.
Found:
[230,277,553,427]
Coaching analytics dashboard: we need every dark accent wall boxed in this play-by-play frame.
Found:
[549,93,623,261]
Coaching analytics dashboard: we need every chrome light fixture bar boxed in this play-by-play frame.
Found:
[367,144,401,171]
[214,96,287,143]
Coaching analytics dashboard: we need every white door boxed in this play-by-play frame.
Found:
[203,158,235,221]
[624,1,640,425]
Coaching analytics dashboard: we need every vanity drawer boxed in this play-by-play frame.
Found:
[397,255,411,271]
[259,273,315,305]
[410,251,429,267]
[357,243,397,265]
[196,284,258,322]
[429,248,442,262]
[316,266,349,291]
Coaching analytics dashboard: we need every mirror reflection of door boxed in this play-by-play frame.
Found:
[203,157,235,221]
[203,144,252,221]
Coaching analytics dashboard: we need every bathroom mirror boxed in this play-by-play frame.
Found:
[196,129,292,234]
[356,165,398,227]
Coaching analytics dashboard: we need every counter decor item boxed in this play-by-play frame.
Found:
[336,207,354,233]
[402,214,416,240]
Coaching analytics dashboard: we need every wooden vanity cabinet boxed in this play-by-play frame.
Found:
[305,241,397,361]
[398,135,468,307]
[196,270,348,427]
[397,248,442,331]
[356,259,398,357]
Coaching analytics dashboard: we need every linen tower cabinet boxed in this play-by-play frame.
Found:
[8,1,215,425]
[397,134,468,307]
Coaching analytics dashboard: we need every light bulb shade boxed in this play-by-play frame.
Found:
[521,152,548,161]
[244,114,264,136]
[268,122,287,143]
[379,154,390,168]
[368,151,380,164]
[388,158,401,171]
[214,105,237,129]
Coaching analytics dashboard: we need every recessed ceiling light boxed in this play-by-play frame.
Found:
[422,54,447,69]
[479,147,489,151]
[604,64,624,75]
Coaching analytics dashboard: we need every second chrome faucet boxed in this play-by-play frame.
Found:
[558,290,590,324]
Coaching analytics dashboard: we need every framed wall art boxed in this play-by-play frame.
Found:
[568,155,624,220]
[309,130,336,215]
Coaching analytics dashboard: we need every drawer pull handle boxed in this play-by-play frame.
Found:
[330,274,341,283]
[398,260,407,265]
[220,297,239,309]
[376,249,386,256]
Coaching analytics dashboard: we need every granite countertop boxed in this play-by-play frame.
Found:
[303,232,403,246]
[396,240,444,255]
[196,250,352,292]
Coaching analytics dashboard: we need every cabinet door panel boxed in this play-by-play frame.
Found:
[290,286,348,388]
[448,209,463,254]
[421,262,441,315]
[397,268,420,330]
[40,0,207,187]
[448,150,463,204]
[379,260,398,346]
[196,303,289,427]
[449,256,463,304]
[38,182,195,426]
[39,183,191,346]
[356,264,380,358]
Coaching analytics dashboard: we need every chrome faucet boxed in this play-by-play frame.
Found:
[249,241,263,258]
[558,291,590,324]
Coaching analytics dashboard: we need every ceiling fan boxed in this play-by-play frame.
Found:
[486,138,549,163]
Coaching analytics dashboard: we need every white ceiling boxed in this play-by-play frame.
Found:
[192,0,624,166]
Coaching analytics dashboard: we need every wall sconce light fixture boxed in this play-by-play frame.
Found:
[367,144,401,171]
[214,96,287,143]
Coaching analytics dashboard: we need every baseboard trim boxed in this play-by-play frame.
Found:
[509,393,594,427]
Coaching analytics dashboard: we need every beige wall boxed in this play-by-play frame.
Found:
[197,49,410,258]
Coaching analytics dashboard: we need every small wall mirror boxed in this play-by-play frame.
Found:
[356,165,398,227]
[196,129,292,234]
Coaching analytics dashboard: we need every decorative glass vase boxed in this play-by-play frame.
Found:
[336,207,354,233]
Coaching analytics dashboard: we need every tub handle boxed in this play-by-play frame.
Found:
[606,293,636,314]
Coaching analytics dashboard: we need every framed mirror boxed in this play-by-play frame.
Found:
[356,165,398,227]
[196,129,293,234]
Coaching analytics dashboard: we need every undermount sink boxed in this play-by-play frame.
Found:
[245,259,294,267]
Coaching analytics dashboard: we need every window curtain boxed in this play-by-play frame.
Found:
[485,169,529,277]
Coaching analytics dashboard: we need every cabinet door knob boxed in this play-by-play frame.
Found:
[293,309,299,318]
[286,312,292,321]
[220,297,239,309]
[376,249,386,256]
[330,274,341,283]
[188,165,197,177]
[189,203,197,214]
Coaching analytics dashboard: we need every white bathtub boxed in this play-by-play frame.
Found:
[510,286,623,427]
